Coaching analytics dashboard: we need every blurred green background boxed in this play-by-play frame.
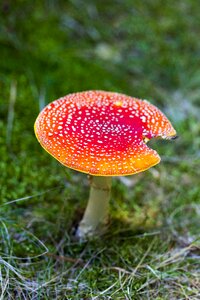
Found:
[0,1,200,299]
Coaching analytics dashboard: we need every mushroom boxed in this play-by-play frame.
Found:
[34,90,176,239]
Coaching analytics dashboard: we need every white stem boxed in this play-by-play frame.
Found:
[76,176,112,239]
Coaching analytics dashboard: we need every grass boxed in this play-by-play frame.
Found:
[1,0,200,299]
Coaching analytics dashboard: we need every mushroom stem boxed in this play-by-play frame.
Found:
[76,176,112,239]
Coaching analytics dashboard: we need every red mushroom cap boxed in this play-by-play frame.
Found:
[34,91,176,176]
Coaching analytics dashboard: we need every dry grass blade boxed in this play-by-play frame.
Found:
[6,80,17,147]
[46,252,84,265]
[1,186,64,207]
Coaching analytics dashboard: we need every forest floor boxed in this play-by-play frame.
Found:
[1,1,200,299]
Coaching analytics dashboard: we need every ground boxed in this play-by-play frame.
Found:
[0,1,200,299]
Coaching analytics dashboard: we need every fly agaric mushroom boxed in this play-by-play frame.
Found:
[34,90,176,239]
